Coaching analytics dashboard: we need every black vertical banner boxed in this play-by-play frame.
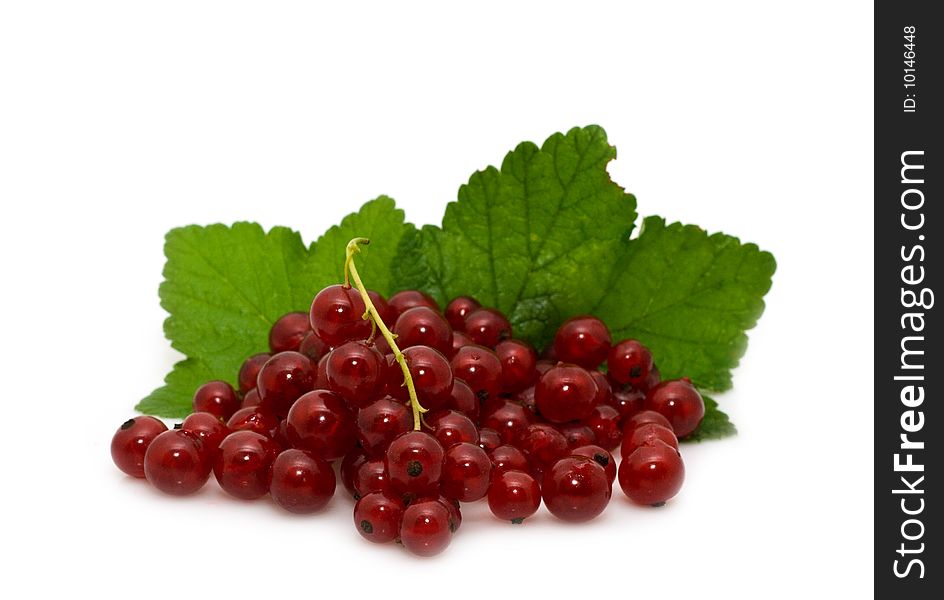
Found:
[875,0,940,596]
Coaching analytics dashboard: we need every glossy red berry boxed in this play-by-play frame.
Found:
[584,404,622,451]
[450,331,473,357]
[298,331,331,363]
[477,427,502,453]
[354,492,404,544]
[451,344,503,404]
[396,345,454,412]
[226,406,278,437]
[192,380,240,420]
[269,449,336,513]
[645,378,705,438]
[399,500,453,557]
[552,316,612,369]
[385,431,444,495]
[482,400,535,445]
[285,390,356,460]
[356,397,412,456]
[428,410,479,448]
[238,353,271,393]
[387,290,440,321]
[589,370,612,407]
[314,353,330,389]
[534,364,596,423]
[607,339,654,387]
[643,365,662,392]
[309,284,370,346]
[326,341,387,408]
[608,385,646,421]
[496,339,538,394]
[558,423,596,449]
[515,384,537,413]
[180,412,229,458]
[489,444,530,475]
[214,431,281,500]
[111,416,168,478]
[340,449,368,497]
[620,423,679,459]
[618,440,685,506]
[487,470,541,523]
[570,444,617,485]
[353,458,389,498]
[440,442,492,502]
[269,311,311,353]
[445,296,480,330]
[623,409,673,434]
[144,430,211,495]
[256,351,315,418]
[542,456,611,522]
[241,388,261,408]
[394,307,453,356]
[445,379,479,422]
[463,308,512,347]
[518,423,569,475]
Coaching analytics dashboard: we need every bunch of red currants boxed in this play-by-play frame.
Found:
[112,283,704,557]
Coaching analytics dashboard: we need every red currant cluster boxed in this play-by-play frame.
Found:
[113,253,704,557]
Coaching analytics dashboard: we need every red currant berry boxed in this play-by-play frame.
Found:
[496,339,538,394]
[607,339,654,387]
[238,353,271,393]
[645,378,705,438]
[256,351,315,419]
[367,290,394,325]
[309,284,370,346]
[298,331,331,363]
[620,423,679,459]
[643,364,662,391]
[226,407,278,437]
[584,404,622,451]
[269,449,336,513]
[385,431,444,495]
[394,307,452,356]
[445,296,480,331]
[269,311,311,353]
[450,331,473,357]
[608,385,646,422]
[558,423,596,449]
[285,390,356,460]
[395,345,454,411]
[477,427,502,453]
[436,496,463,533]
[552,316,612,369]
[399,500,452,557]
[356,397,412,456]
[314,353,330,390]
[354,492,404,544]
[489,444,530,475]
[570,444,616,485]
[518,423,569,475]
[111,416,168,478]
[353,458,390,499]
[192,380,240,420]
[463,308,512,347]
[482,400,535,445]
[326,341,387,408]
[144,430,211,495]
[241,388,261,409]
[589,370,612,407]
[340,449,367,497]
[180,412,229,458]
[428,410,479,448]
[618,440,685,506]
[451,344,503,404]
[487,470,541,523]
[515,384,537,413]
[536,359,555,375]
[542,456,611,522]
[445,379,479,422]
[534,364,596,423]
[440,442,491,502]
[623,409,673,434]
[387,290,440,322]
[214,431,280,500]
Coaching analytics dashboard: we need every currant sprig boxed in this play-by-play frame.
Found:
[343,237,427,430]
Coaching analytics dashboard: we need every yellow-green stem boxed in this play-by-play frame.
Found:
[344,238,427,430]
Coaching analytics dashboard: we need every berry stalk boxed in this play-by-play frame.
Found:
[344,237,427,430]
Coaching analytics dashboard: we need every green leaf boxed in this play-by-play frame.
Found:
[137,197,414,417]
[399,125,637,345]
[594,217,776,392]
[684,395,737,442]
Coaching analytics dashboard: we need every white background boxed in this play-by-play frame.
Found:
[0,2,873,598]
